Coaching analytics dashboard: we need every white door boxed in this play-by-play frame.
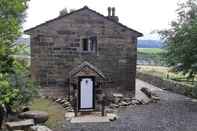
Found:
[80,78,94,109]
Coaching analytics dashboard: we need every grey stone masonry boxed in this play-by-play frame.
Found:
[25,6,142,97]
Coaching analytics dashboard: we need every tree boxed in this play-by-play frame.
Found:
[0,0,38,128]
[159,0,197,79]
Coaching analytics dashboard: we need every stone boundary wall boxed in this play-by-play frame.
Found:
[136,72,196,98]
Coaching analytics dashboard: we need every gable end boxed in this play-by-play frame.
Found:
[24,6,143,37]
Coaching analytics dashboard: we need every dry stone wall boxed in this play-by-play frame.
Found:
[137,72,196,98]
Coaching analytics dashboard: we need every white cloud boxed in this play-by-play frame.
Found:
[23,0,181,39]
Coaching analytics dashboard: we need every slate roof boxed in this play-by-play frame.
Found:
[24,6,143,37]
[69,61,106,79]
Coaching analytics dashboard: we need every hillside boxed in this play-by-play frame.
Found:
[137,40,163,48]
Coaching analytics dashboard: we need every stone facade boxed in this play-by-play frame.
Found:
[25,6,142,97]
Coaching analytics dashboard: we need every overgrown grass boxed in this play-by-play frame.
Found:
[30,98,65,129]
[137,48,164,66]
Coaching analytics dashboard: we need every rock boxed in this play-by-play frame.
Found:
[5,119,34,130]
[110,104,119,109]
[107,113,118,121]
[65,112,75,120]
[119,101,129,106]
[64,97,69,100]
[139,100,148,105]
[140,87,152,98]
[112,93,123,103]
[109,104,119,109]
[131,99,141,105]
[105,108,115,113]
[67,109,74,112]
[64,101,70,105]
[112,93,123,98]
[123,97,132,102]
[21,106,30,112]
[63,104,69,108]
[30,125,52,131]
[60,99,66,104]
[19,111,48,124]
[55,98,62,103]
[64,106,72,110]
[151,95,160,103]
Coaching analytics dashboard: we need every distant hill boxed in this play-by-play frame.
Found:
[15,37,30,45]
[137,40,163,48]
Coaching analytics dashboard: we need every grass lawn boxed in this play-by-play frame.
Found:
[30,98,65,129]
[138,48,164,54]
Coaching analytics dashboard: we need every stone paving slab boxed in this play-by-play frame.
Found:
[71,115,110,123]
[66,112,118,123]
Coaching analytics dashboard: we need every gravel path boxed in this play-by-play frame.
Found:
[60,79,197,131]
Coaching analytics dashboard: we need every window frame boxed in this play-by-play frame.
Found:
[81,36,97,53]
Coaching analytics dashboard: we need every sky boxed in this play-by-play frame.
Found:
[23,0,183,40]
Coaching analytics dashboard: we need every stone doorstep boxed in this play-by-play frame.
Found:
[65,112,118,123]
[5,119,34,130]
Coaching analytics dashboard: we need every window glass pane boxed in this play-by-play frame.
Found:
[82,38,88,51]
[90,39,94,51]
[89,37,97,51]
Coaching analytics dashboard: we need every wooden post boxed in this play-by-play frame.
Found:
[101,95,105,116]
[0,105,4,130]
[74,88,78,117]
[68,78,70,101]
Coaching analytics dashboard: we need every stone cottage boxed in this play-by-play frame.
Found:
[25,6,142,110]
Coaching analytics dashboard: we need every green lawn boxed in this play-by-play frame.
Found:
[30,98,65,129]
[138,48,164,54]
[137,48,164,66]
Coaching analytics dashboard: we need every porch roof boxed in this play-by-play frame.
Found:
[69,61,105,79]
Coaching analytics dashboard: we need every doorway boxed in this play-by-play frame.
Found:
[78,76,95,111]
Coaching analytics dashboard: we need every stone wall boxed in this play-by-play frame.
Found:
[28,8,138,97]
[136,72,196,98]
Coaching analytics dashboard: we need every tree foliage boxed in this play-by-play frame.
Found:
[0,0,38,107]
[159,0,197,78]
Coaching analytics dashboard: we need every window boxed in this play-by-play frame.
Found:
[82,36,97,52]
[82,38,89,51]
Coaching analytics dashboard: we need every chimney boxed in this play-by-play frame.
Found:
[59,8,68,16]
[107,7,119,22]
[112,7,115,17]
[108,7,111,17]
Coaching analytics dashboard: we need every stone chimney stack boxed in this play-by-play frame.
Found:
[108,7,111,17]
[107,7,119,22]
[59,8,68,16]
[112,7,115,17]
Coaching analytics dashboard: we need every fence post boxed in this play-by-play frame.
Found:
[101,95,105,116]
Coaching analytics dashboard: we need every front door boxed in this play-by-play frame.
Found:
[79,77,95,110]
